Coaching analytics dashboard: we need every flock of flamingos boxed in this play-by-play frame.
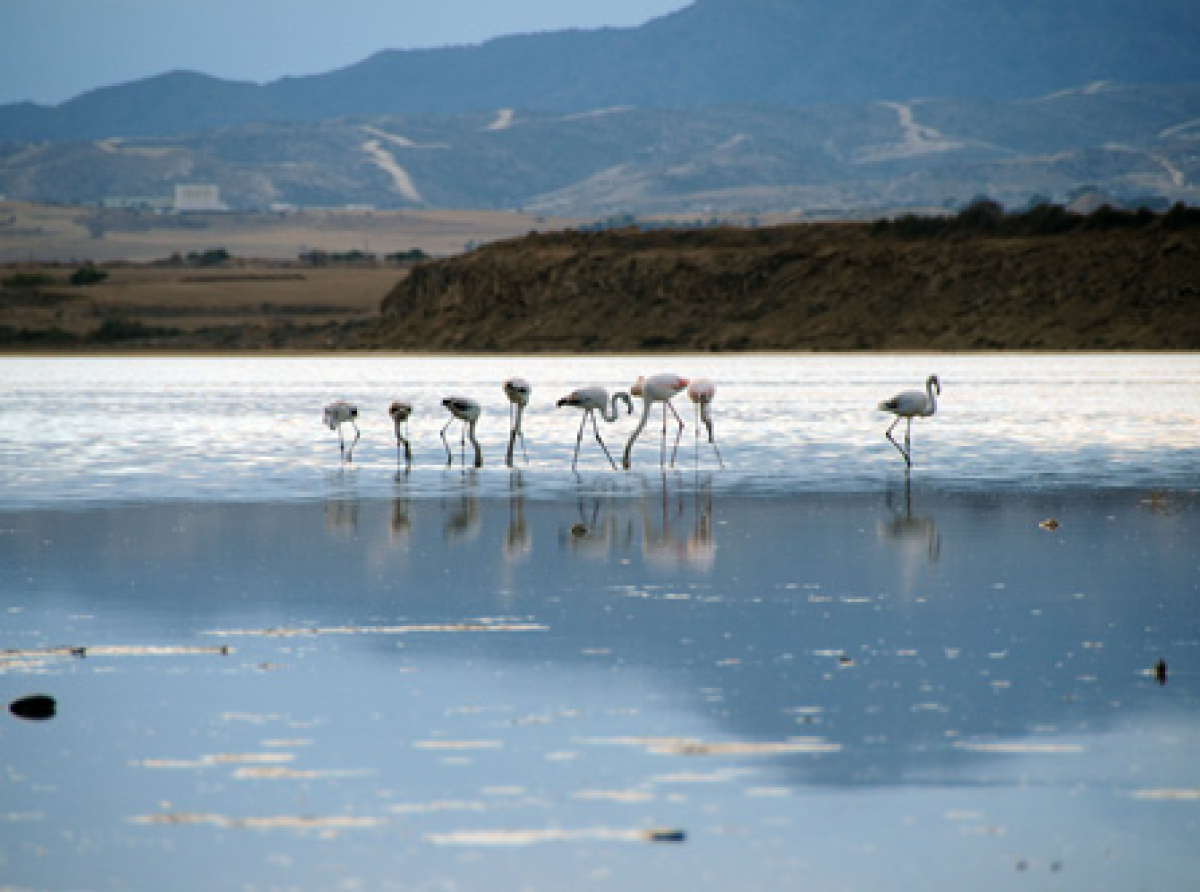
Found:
[322,372,942,472]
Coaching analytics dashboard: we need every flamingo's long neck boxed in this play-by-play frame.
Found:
[600,392,628,423]
[925,379,939,416]
[623,397,653,469]
[699,401,715,442]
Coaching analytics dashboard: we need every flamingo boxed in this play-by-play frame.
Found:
[323,400,360,461]
[503,377,531,468]
[623,374,688,470]
[686,378,725,469]
[388,400,413,469]
[878,374,941,468]
[556,386,633,470]
[441,396,482,468]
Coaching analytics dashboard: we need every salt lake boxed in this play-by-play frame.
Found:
[1,354,1197,890]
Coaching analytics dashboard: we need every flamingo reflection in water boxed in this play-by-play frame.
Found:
[640,474,716,571]
[878,478,940,595]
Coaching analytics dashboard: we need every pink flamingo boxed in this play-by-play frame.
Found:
[388,401,413,469]
[878,374,941,468]
[556,386,633,470]
[503,377,531,468]
[686,378,725,469]
[623,374,688,470]
[323,401,359,461]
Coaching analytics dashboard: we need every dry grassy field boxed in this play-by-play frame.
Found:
[0,201,579,263]
[0,201,580,350]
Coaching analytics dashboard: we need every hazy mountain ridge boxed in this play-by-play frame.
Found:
[2,83,1198,215]
[4,0,1200,142]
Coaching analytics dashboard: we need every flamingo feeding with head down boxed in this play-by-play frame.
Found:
[878,374,941,468]
[686,378,725,469]
[441,396,482,468]
[556,386,633,471]
[623,374,688,470]
[323,401,360,461]
[503,377,531,468]
[388,401,413,469]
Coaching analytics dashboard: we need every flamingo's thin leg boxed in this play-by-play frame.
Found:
[885,417,909,464]
[572,413,588,471]
[440,419,455,466]
[667,400,685,468]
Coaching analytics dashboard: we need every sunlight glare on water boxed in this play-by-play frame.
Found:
[1,354,1198,507]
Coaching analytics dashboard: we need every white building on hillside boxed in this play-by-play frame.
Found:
[174,184,227,213]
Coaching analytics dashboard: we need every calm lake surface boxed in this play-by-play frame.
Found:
[1,355,1198,890]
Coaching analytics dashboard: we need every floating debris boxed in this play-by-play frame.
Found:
[412,740,503,751]
[1132,789,1200,800]
[1,644,231,669]
[9,694,56,721]
[1156,659,1168,685]
[644,827,687,843]
[1038,518,1060,530]
[133,752,294,770]
[130,812,385,830]
[587,735,840,756]
[425,826,681,846]
[205,621,546,638]
[954,741,1084,754]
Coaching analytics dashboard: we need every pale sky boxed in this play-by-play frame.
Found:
[1,0,691,106]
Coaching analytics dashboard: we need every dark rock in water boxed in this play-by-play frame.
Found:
[644,828,686,844]
[1155,659,1168,685]
[9,694,56,721]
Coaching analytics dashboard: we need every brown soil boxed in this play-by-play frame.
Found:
[3,220,1198,353]
[0,261,402,351]
[372,222,1200,352]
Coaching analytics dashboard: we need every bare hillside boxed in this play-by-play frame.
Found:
[373,219,1200,352]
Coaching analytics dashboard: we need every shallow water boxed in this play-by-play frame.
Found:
[1,355,1198,890]
[1,354,1198,505]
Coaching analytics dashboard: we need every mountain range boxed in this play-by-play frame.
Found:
[2,0,1199,215]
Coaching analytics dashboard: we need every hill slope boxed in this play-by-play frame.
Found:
[4,0,1200,140]
[3,84,1199,215]
[372,219,1200,352]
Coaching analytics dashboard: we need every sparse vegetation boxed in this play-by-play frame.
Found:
[187,248,231,267]
[93,317,182,342]
[2,272,57,289]
[872,201,1200,238]
[70,266,108,286]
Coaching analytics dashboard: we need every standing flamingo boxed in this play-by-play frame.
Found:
[556,386,633,471]
[878,374,941,468]
[388,401,413,470]
[622,374,688,470]
[503,377,531,468]
[441,396,482,468]
[323,401,360,461]
[686,378,725,469]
